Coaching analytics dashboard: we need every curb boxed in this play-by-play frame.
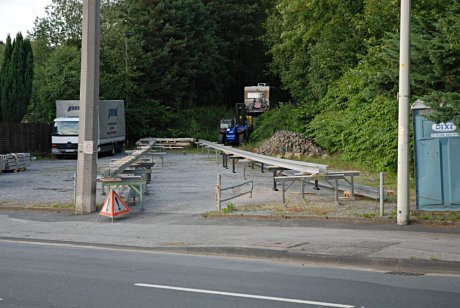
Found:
[0,207,75,213]
[1,236,459,274]
[206,213,460,227]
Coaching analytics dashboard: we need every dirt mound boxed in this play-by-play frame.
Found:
[257,131,324,158]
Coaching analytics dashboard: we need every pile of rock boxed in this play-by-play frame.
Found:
[257,131,324,158]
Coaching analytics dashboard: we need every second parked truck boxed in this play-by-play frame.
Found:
[51,100,126,158]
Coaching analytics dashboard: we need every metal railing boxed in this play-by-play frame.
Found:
[216,174,253,211]
[198,140,388,203]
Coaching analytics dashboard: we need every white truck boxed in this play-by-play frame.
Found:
[51,100,126,158]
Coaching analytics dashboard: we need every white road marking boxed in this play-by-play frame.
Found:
[134,283,354,308]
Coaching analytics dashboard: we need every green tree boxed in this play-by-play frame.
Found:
[0,33,34,122]
[0,36,13,121]
[0,40,5,68]
[302,0,460,171]
[127,0,227,108]
[266,0,366,122]
[32,0,83,48]
[416,1,460,125]
[205,0,276,106]
[32,45,80,122]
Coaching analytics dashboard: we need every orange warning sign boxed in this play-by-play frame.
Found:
[98,190,130,221]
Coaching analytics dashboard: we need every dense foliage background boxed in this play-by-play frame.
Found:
[257,0,460,171]
[0,0,459,171]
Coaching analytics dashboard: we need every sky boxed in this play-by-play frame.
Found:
[0,0,52,42]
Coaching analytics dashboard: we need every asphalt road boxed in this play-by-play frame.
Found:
[1,240,460,308]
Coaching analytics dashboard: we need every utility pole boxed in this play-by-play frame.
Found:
[75,0,100,214]
[397,0,411,225]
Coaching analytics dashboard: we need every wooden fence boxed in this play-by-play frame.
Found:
[0,122,51,154]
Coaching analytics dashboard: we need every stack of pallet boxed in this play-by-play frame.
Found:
[13,153,31,169]
[0,154,17,171]
[0,153,31,172]
[154,138,195,150]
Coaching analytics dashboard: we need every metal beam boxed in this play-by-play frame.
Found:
[102,140,155,178]
[198,140,328,174]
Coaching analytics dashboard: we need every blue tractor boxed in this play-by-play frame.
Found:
[218,104,250,145]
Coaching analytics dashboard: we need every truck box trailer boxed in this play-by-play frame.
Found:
[51,100,126,157]
[244,83,271,115]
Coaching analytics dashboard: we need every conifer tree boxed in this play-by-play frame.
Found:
[0,33,34,122]
[0,35,13,121]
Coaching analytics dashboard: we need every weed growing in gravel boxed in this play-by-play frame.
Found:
[222,202,236,214]
[421,214,446,221]
[48,202,74,209]
[388,209,397,219]
[360,212,378,218]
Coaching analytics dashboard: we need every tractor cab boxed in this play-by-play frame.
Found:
[220,119,234,130]
[218,104,250,145]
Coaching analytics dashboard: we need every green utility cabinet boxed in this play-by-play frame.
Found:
[412,100,460,211]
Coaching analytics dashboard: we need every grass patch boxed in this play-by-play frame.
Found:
[388,209,397,219]
[236,201,345,217]
[450,212,460,221]
[222,202,236,214]
[408,211,460,223]
[360,212,378,218]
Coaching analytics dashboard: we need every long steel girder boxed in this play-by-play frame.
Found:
[198,140,328,174]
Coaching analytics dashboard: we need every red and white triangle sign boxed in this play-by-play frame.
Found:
[99,190,131,219]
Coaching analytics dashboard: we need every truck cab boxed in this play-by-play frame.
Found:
[51,117,79,157]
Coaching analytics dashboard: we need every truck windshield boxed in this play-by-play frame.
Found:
[53,121,79,136]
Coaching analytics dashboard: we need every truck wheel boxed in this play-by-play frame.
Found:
[218,134,224,144]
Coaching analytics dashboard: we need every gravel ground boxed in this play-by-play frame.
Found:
[0,151,392,217]
[0,156,114,207]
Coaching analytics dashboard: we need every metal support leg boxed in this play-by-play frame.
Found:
[222,153,228,169]
[301,179,305,199]
[282,181,286,204]
[314,180,320,190]
[350,176,355,199]
[232,158,236,173]
[261,163,264,173]
[273,170,278,191]
[334,178,339,206]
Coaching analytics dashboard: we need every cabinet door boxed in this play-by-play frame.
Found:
[445,138,460,207]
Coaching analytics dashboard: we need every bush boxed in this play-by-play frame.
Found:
[250,103,303,142]
[170,105,233,141]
